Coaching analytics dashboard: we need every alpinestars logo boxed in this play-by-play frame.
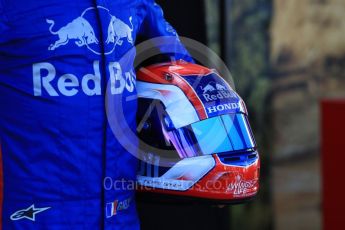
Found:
[200,82,237,102]
[10,204,51,221]
[227,175,257,197]
[46,6,133,55]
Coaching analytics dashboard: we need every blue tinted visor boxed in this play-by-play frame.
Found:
[167,114,256,158]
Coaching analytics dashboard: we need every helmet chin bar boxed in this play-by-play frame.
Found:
[136,61,260,203]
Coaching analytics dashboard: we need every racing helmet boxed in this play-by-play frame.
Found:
[136,61,260,203]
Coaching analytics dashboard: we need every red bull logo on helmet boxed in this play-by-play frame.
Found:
[181,73,242,117]
[201,83,238,102]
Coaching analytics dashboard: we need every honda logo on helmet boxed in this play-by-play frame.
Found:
[207,103,239,114]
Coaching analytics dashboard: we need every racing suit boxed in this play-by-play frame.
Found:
[0,0,192,229]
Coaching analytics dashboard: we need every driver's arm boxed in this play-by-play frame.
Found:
[138,0,194,63]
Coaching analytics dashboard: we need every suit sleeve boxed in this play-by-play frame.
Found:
[138,0,194,63]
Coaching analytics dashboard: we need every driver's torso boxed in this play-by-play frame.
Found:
[0,0,190,229]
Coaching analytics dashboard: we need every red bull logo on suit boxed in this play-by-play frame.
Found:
[32,61,136,96]
[46,6,134,55]
[35,6,136,97]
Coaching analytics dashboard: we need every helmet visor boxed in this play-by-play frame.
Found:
[166,114,256,158]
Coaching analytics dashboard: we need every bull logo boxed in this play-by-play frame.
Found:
[200,84,216,94]
[106,16,134,45]
[216,83,227,91]
[46,6,134,55]
[46,17,99,51]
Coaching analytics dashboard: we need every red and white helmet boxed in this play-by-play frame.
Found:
[136,61,260,203]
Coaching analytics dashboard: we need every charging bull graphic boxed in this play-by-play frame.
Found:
[46,6,134,55]
[216,83,227,91]
[201,84,216,94]
[46,17,99,51]
[106,16,134,45]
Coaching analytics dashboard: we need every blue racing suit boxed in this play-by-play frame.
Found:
[0,0,192,229]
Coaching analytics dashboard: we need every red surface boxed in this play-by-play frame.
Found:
[137,61,212,120]
[321,100,345,230]
[136,61,259,201]
[138,155,260,201]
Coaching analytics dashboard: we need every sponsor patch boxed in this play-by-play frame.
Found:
[106,197,132,218]
[10,204,50,222]
[227,174,257,197]
[182,73,241,117]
